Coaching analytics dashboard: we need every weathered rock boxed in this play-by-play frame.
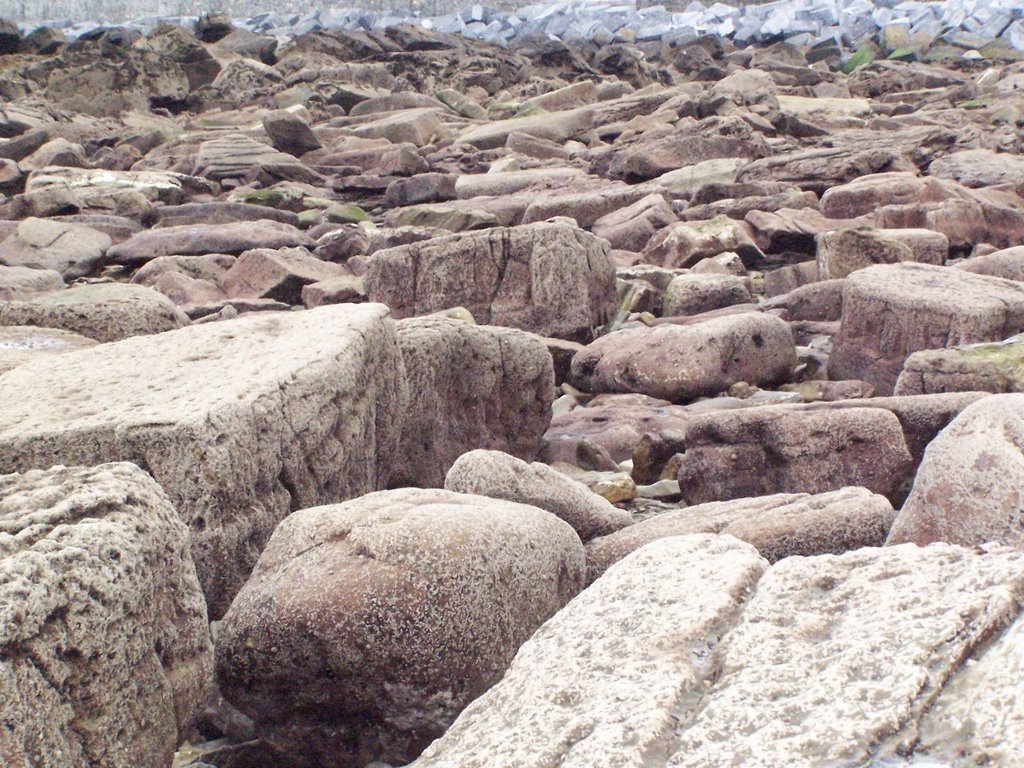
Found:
[411,534,768,768]
[0,283,189,343]
[222,247,350,305]
[929,149,1024,189]
[829,263,1024,395]
[301,276,366,307]
[662,273,751,316]
[954,245,1024,282]
[570,312,796,403]
[0,264,63,301]
[365,221,616,342]
[456,107,593,150]
[262,110,322,156]
[815,227,947,280]
[896,335,1024,396]
[0,304,407,618]
[445,449,632,542]
[349,108,445,147]
[391,317,554,488]
[0,463,211,768]
[586,487,895,582]
[642,215,764,269]
[675,404,914,504]
[0,325,97,374]
[888,394,1024,549]
[762,279,844,321]
[216,487,585,768]
[0,217,111,279]
[194,134,322,184]
[590,193,675,253]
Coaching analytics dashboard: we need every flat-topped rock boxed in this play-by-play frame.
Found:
[0,217,112,279]
[0,304,406,617]
[896,335,1024,396]
[0,325,97,374]
[829,263,1024,395]
[0,462,211,768]
[0,264,63,301]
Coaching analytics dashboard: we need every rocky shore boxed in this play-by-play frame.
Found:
[1,4,1024,768]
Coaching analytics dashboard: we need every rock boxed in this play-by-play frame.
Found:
[385,173,457,207]
[0,463,211,768]
[0,283,189,343]
[391,317,554,488]
[0,264,63,301]
[662,273,751,316]
[456,107,593,150]
[20,138,87,171]
[301,276,366,308]
[0,305,407,618]
[194,134,322,185]
[896,335,1024,396]
[762,279,844,321]
[590,193,676,252]
[222,247,350,305]
[454,168,586,200]
[108,220,313,267]
[0,217,112,279]
[815,227,947,280]
[888,393,1024,549]
[829,263,1024,395]
[0,18,21,54]
[365,221,616,342]
[642,215,764,269]
[929,149,1024,189]
[156,202,300,229]
[585,487,895,583]
[570,312,795,403]
[263,110,323,156]
[410,534,770,768]
[216,487,585,768]
[954,246,1024,282]
[0,325,97,374]
[675,404,914,504]
[349,108,444,147]
[445,449,632,542]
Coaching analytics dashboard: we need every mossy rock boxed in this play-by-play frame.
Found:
[842,46,875,74]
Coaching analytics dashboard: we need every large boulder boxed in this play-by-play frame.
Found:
[585,487,895,583]
[828,263,1024,395]
[0,325,97,375]
[0,283,190,343]
[815,227,947,280]
[888,393,1024,549]
[896,335,1024,396]
[221,247,350,305]
[0,304,407,618]
[391,317,555,488]
[445,449,632,542]
[0,217,112,279]
[0,463,212,768]
[642,215,764,269]
[365,221,616,342]
[570,312,796,403]
[412,536,1024,767]
[675,404,913,504]
[216,488,585,768]
[0,264,63,301]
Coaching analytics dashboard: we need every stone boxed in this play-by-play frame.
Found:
[829,263,1024,395]
[107,220,313,267]
[0,305,407,618]
[301,276,367,308]
[410,535,768,768]
[570,312,796,403]
[445,449,632,542]
[642,215,764,269]
[815,227,947,280]
[262,110,322,157]
[585,487,896,583]
[365,221,616,342]
[0,217,112,280]
[929,149,1024,189]
[0,265,63,301]
[456,107,593,150]
[954,246,1024,282]
[762,279,844,321]
[675,404,914,504]
[590,193,676,253]
[0,325,97,375]
[454,168,586,200]
[888,394,1024,549]
[222,247,350,305]
[0,283,189,343]
[194,134,322,184]
[896,335,1024,396]
[216,487,585,768]
[662,273,751,316]
[0,463,211,768]
[391,317,554,488]
[349,108,445,147]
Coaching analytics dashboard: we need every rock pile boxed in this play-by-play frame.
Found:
[0,6,1023,768]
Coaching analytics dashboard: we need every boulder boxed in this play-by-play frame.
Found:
[221,247,350,305]
[570,312,795,403]
[0,283,189,343]
[194,134,322,184]
[828,263,1024,395]
[0,217,112,280]
[896,335,1024,396]
[0,304,407,618]
[349,108,445,147]
[662,273,751,316]
[445,449,632,542]
[262,110,322,156]
[0,463,211,768]
[0,325,97,375]
[928,149,1024,189]
[590,193,676,252]
[107,220,313,267]
[0,264,63,301]
[675,404,914,504]
[888,394,1024,549]
[642,215,764,269]
[410,535,768,768]
[391,317,555,488]
[954,246,1024,282]
[585,487,895,583]
[815,227,947,280]
[365,221,616,342]
[216,487,585,768]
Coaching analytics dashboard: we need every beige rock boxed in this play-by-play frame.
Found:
[222,247,350,305]
[349,108,445,146]
[216,488,585,768]
[0,283,190,343]
[590,193,676,252]
[0,325,97,374]
[954,245,1024,282]
[0,304,407,618]
[456,107,593,150]
[0,463,211,768]
[365,221,616,342]
[815,227,947,280]
[585,487,895,583]
[896,335,1024,396]
[392,318,554,488]
[410,535,768,768]
[445,449,632,542]
[662,273,751,316]
[0,217,112,279]
[0,264,63,301]
[642,215,764,269]
[454,168,586,199]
